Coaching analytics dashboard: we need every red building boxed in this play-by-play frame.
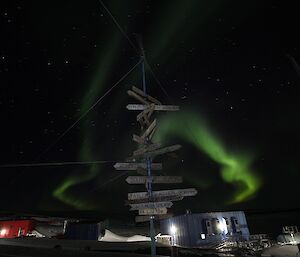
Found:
[0,220,36,238]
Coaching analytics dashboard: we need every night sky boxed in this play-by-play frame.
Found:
[1,0,300,217]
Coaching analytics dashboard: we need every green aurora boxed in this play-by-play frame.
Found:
[154,111,262,204]
[51,0,220,209]
[52,33,121,209]
[51,0,261,209]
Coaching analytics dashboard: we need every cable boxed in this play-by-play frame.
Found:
[98,0,139,54]
[0,160,117,168]
[33,0,143,162]
[35,59,142,159]
[98,0,173,101]
[287,54,300,79]
[145,58,173,103]
[72,170,129,207]
[94,170,128,192]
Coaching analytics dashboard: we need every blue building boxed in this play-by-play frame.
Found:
[160,211,250,247]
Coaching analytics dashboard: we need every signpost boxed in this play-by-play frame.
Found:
[114,57,197,257]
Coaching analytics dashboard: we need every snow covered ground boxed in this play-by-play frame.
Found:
[261,244,300,257]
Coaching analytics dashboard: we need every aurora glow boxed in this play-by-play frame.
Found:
[52,1,260,209]
[52,34,121,209]
[51,1,216,209]
[154,111,262,203]
[146,0,221,63]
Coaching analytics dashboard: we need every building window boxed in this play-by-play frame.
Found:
[18,228,24,237]
[224,218,229,225]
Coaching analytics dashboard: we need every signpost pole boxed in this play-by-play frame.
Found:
[141,54,156,257]
[147,156,156,256]
[115,41,196,257]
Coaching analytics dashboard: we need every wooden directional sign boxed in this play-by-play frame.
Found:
[143,144,181,158]
[126,176,183,184]
[128,188,197,200]
[127,90,149,105]
[132,134,144,145]
[136,104,155,123]
[141,119,156,139]
[125,195,184,205]
[130,201,173,211]
[127,104,179,111]
[114,162,162,171]
[131,86,162,105]
[133,143,162,157]
[130,145,181,160]
[139,207,167,216]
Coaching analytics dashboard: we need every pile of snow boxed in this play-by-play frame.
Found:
[99,229,151,242]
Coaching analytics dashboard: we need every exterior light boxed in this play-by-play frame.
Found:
[170,225,177,246]
[217,218,228,234]
[201,233,206,240]
[291,233,296,244]
[170,225,177,235]
[217,222,226,231]
[0,229,7,236]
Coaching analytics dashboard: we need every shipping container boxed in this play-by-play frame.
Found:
[0,219,36,238]
[160,211,250,247]
[64,222,102,240]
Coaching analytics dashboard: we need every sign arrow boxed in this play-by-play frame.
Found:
[130,201,173,211]
[114,162,162,170]
[128,188,197,200]
[125,195,184,205]
[126,176,183,184]
[127,104,179,111]
[139,208,168,216]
